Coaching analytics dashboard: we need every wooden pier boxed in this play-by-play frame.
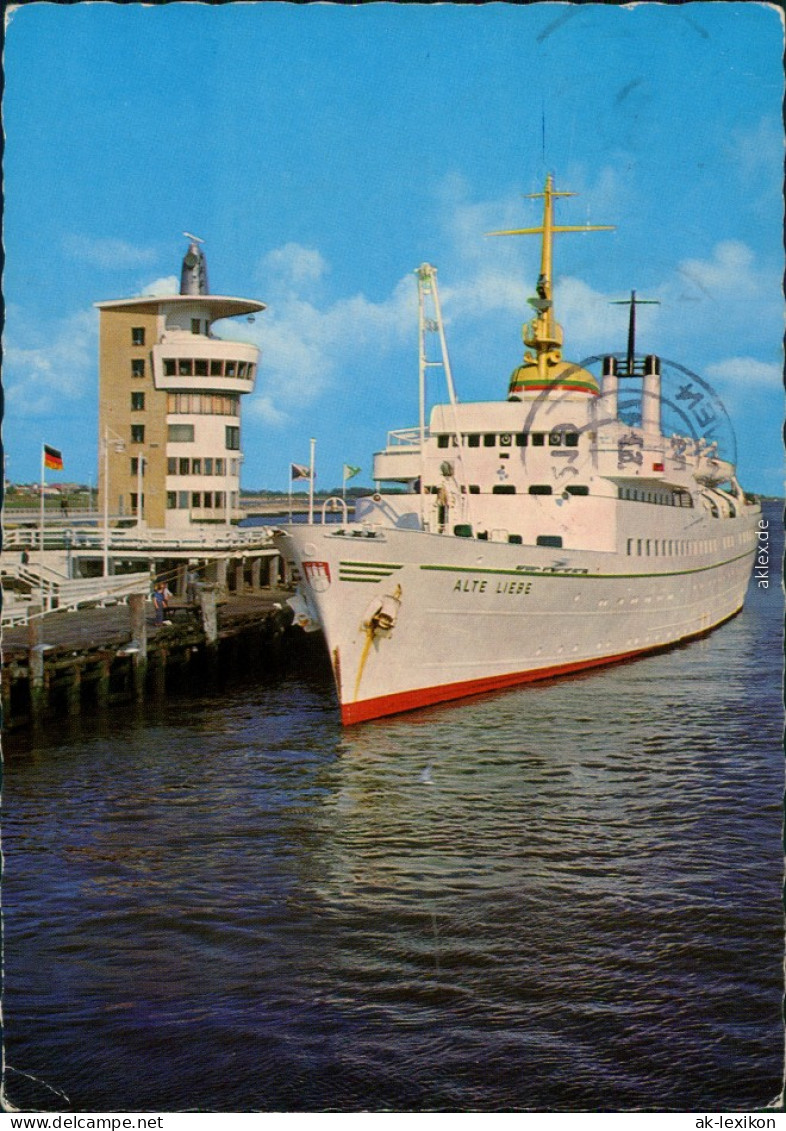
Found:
[1,588,299,731]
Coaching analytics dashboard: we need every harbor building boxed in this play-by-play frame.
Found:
[96,238,265,531]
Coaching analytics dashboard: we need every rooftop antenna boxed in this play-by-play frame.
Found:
[183,231,204,244]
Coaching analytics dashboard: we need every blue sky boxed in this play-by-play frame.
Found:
[4,1,783,494]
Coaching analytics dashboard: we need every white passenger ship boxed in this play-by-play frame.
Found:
[275,175,760,724]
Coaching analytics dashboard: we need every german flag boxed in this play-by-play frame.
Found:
[44,444,63,471]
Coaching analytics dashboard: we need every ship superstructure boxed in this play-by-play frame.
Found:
[275,176,760,724]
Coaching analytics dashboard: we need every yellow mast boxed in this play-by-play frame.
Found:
[487,174,614,381]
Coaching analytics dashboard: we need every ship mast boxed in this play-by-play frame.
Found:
[488,174,614,381]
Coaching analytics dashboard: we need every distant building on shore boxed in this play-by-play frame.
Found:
[95,238,265,530]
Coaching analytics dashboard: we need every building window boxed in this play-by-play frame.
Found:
[168,424,195,443]
[195,359,208,376]
[130,457,144,475]
[210,360,223,376]
[225,426,240,450]
[130,425,145,443]
[164,359,176,377]
[203,492,213,508]
[178,491,189,509]
[191,319,201,335]
[191,492,201,508]
[131,327,145,346]
[179,457,190,475]
[131,392,145,411]
[167,492,177,509]
[178,359,193,376]
[132,359,145,378]
[215,458,225,475]
[191,458,202,475]
[167,458,177,474]
[225,361,236,377]
[204,457,213,475]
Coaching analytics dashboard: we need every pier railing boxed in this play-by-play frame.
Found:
[1,565,153,625]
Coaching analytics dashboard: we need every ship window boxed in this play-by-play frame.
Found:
[728,502,736,517]
[637,539,642,555]
[565,433,579,447]
[195,359,209,376]
[467,434,480,447]
[531,433,545,447]
[130,425,145,443]
[238,362,247,378]
[492,484,516,494]
[453,524,473,538]
[469,485,480,494]
[131,392,145,411]
[528,484,552,495]
[500,433,512,447]
[627,538,633,555]
[646,540,651,555]
[549,432,561,446]
[483,434,496,447]
[516,433,527,447]
[508,534,523,544]
[477,531,488,540]
[191,319,201,335]
[565,485,589,496]
[179,458,190,474]
[132,358,145,378]
[131,327,145,346]
[163,359,176,377]
[653,542,659,556]
[536,535,563,548]
[437,435,449,449]
[178,359,193,376]
[210,359,223,376]
[226,361,237,377]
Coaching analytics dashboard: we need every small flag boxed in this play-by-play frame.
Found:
[291,463,311,481]
[343,464,361,482]
[44,445,63,471]
[652,462,664,472]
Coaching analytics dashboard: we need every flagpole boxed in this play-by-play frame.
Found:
[39,443,46,559]
[342,466,346,503]
[288,465,293,523]
[308,437,315,525]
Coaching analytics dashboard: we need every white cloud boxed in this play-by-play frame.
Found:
[676,240,761,300]
[260,243,329,290]
[705,357,783,388]
[4,306,98,416]
[140,275,179,296]
[62,234,158,270]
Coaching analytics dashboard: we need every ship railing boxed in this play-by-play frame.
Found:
[320,496,349,524]
[385,426,424,448]
[3,526,275,553]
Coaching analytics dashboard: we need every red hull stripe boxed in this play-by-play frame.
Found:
[340,608,741,725]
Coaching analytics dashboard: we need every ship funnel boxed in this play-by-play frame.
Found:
[642,354,661,437]
[601,356,619,418]
[180,237,209,296]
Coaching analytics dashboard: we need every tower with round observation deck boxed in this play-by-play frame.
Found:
[96,237,265,531]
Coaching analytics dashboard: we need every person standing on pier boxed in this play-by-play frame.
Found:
[153,582,166,626]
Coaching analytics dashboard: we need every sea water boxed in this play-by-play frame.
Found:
[2,502,782,1113]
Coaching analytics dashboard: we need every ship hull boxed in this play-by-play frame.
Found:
[276,516,758,724]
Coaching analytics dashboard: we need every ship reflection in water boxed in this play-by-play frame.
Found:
[2,503,782,1112]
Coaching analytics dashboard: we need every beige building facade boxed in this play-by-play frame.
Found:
[96,241,265,531]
